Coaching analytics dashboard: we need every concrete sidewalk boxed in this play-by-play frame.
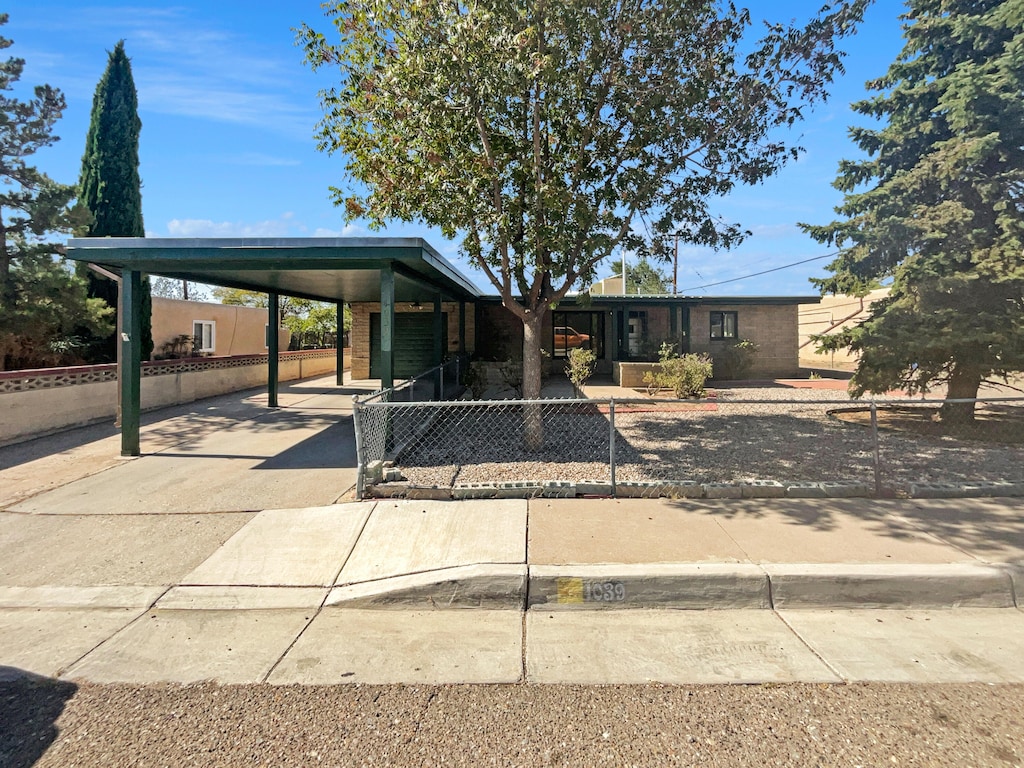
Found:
[3,494,1024,685]
[2,376,1024,686]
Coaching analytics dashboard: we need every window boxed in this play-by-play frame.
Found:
[709,311,737,340]
[552,311,605,359]
[193,320,215,353]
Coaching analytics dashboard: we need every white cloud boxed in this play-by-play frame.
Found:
[164,214,296,238]
[27,5,319,137]
[311,223,363,237]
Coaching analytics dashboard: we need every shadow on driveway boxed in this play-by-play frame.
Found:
[0,668,77,768]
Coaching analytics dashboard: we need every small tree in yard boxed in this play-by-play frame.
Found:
[802,0,1024,424]
[643,343,713,398]
[299,0,866,446]
[0,15,112,371]
[565,346,597,397]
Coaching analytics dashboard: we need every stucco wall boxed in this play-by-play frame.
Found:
[151,297,290,359]
[0,351,338,445]
[797,288,888,370]
[349,302,475,380]
[689,304,801,379]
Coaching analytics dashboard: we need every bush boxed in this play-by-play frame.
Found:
[716,339,759,380]
[462,360,489,399]
[565,347,597,395]
[642,342,713,398]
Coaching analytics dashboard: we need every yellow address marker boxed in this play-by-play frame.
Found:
[556,577,584,603]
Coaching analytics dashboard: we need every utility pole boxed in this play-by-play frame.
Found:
[673,233,680,296]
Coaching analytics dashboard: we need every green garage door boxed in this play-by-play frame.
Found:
[370,312,447,378]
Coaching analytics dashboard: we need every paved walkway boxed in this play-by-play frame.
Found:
[2,375,1023,686]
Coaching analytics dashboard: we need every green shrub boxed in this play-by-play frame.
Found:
[565,347,597,396]
[716,339,759,380]
[642,342,713,398]
[462,360,489,399]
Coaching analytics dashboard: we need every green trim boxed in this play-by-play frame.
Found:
[120,270,142,457]
[268,293,280,407]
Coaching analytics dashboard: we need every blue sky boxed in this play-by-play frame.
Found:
[7,0,907,297]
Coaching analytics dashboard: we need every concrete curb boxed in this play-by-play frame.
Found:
[527,564,770,609]
[156,586,330,610]
[328,564,528,609]
[366,476,1024,501]
[0,586,165,610]
[309,562,1021,611]
[765,563,1016,609]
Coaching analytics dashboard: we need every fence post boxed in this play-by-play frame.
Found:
[352,395,366,500]
[870,400,881,497]
[439,364,444,401]
[609,397,616,496]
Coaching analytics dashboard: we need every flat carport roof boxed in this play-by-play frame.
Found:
[65,237,482,303]
[65,237,483,457]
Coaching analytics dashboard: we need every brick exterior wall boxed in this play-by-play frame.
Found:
[349,302,476,380]
[689,304,800,379]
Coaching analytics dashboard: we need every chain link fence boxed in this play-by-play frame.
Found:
[352,388,1024,500]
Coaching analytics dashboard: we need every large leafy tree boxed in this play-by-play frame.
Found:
[803,0,1024,422]
[299,0,866,406]
[0,14,112,371]
[77,40,152,362]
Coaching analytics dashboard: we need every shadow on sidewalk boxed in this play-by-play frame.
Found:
[665,496,1024,561]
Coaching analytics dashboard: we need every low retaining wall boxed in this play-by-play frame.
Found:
[0,350,338,444]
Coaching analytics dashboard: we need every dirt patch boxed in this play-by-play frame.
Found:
[831,403,1024,445]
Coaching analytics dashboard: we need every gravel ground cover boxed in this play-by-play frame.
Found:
[365,388,1024,492]
[3,680,1021,767]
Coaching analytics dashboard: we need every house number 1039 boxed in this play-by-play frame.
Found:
[584,580,626,602]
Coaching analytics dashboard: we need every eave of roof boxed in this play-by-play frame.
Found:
[65,237,483,303]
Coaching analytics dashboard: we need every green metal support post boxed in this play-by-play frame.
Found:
[433,293,443,400]
[336,301,345,386]
[268,292,279,407]
[120,269,142,457]
[380,266,395,393]
[458,301,466,354]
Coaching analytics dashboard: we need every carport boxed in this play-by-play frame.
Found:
[65,237,481,457]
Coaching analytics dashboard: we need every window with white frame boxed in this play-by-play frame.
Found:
[193,320,215,353]
[709,311,738,340]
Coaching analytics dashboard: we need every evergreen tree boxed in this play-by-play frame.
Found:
[803,0,1024,423]
[0,14,113,371]
[77,40,152,361]
[609,257,670,295]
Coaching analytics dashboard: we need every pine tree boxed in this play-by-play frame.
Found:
[0,14,113,371]
[803,0,1024,423]
[78,40,152,361]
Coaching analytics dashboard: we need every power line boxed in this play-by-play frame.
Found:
[677,252,839,293]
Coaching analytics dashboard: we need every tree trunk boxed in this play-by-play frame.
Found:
[522,313,544,450]
[940,363,982,425]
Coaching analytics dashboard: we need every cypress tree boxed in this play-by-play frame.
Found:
[78,40,152,361]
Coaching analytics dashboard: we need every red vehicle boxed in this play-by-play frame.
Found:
[554,326,590,352]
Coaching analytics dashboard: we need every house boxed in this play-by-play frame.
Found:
[150,297,289,359]
[350,293,817,381]
[64,236,818,455]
